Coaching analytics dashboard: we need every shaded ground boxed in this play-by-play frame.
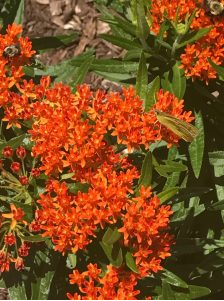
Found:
[23,0,123,89]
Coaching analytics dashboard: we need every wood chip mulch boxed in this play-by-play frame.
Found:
[23,0,123,89]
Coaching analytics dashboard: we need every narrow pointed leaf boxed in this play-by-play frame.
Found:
[125,252,139,273]
[138,151,152,189]
[136,52,148,101]
[144,76,160,112]
[177,27,212,48]
[103,227,121,245]
[14,0,24,25]
[31,33,79,51]
[188,111,204,178]
[162,269,188,288]
[157,187,179,203]
[162,281,176,300]
[161,62,186,99]
[8,283,27,300]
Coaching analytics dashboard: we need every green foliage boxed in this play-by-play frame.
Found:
[2,0,224,299]
[188,111,204,178]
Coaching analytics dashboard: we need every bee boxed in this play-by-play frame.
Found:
[204,0,224,16]
[3,44,21,58]
[155,110,199,142]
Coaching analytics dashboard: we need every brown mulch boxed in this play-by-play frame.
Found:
[23,0,123,89]
[0,288,8,300]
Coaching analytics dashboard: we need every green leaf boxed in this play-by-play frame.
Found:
[174,187,212,202]
[100,242,123,268]
[161,62,186,99]
[155,38,172,50]
[8,283,27,300]
[187,285,211,299]
[171,197,205,222]
[208,58,224,80]
[36,57,139,76]
[124,49,151,60]
[94,71,133,83]
[67,182,90,194]
[209,151,224,176]
[164,171,180,189]
[125,252,138,273]
[188,111,204,178]
[137,151,152,189]
[61,173,75,180]
[82,58,139,73]
[135,0,150,40]
[157,187,179,204]
[72,56,94,86]
[31,33,79,51]
[100,34,141,50]
[177,27,212,48]
[144,76,160,112]
[208,199,224,211]
[100,14,137,37]
[54,54,94,85]
[155,160,187,177]
[19,235,47,242]
[103,227,121,245]
[173,238,207,255]
[162,281,176,300]
[22,66,35,77]
[215,184,224,201]
[13,0,24,25]
[136,52,148,102]
[0,134,29,154]
[66,253,77,269]
[162,269,188,288]
[1,0,23,31]
[31,271,55,300]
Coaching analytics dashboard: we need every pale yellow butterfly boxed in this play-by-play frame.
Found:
[154,109,199,142]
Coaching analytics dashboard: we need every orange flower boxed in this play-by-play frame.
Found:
[67,264,142,300]
[36,163,139,254]
[27,83,194,176]
[119,186,173,277]
[2,203,25,230]
[150,0,224,82]
[0,251,10,273]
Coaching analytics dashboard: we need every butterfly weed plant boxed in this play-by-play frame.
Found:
[0,0,224,300]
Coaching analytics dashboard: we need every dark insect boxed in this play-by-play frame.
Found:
[204,0,224,15]
[3,44,21,58]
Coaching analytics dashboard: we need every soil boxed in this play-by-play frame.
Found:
[23,0,123,89]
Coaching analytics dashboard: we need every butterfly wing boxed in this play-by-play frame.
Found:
[156,111,199,142]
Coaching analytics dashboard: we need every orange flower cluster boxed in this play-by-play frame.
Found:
[0,24,35,127]
[0,25,195,176]
[0,24,195,299]
[67,263,147,300]
[150,0,224,82]
[27,81,193,176]
[119,186,173,277]
[35,162,139,254]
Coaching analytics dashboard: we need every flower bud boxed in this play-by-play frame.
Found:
[16,146,26,159]
[2,146,13,158]
[10,162,21,173]
[15,257,24,271]
[4,233,16,246]
[19,176,29,185]
[18,242,30,257]
[31,168,41,178]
